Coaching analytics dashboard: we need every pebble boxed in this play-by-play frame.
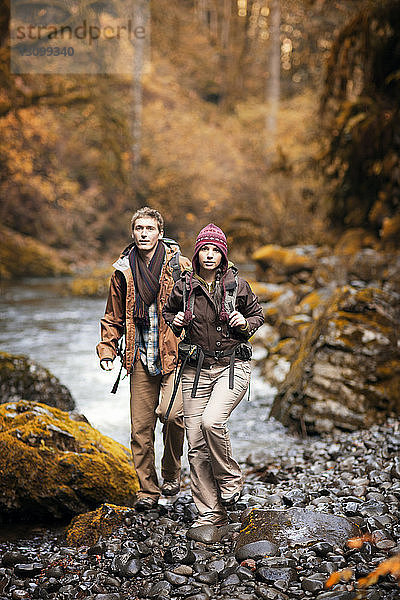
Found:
[0,418,399,600]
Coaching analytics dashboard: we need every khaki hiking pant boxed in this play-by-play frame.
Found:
[130,359,184,500]
[182,360,251,523]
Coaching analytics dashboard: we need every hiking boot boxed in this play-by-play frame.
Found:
[161,477,181,497]
[135,496,158,512]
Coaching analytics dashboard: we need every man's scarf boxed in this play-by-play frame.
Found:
[129,240,165,323]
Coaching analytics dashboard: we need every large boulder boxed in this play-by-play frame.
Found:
[235,508,359,561]
[0,401,139,522]
[269,286,400,434]
[0,351,75,411]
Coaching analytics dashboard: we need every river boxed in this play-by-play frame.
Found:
[0,277,294,470]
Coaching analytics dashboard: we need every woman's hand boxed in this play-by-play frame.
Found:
[172,311,186,327]
[228,310,247,329]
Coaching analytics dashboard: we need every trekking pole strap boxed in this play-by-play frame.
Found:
[164,357,188,421]
[111,362,124,394]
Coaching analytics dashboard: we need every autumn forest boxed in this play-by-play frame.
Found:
[0,0,399,275]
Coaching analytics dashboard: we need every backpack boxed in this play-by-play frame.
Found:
[163,237,183,283]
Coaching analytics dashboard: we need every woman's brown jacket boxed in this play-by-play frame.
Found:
[96,243,190,375]
[162,266,264,367]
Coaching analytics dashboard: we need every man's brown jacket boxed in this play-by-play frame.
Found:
[97,243,190,375]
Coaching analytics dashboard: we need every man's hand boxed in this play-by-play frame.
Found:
[228,310,247,329]
[100,359,114,371]
[172,311,186,327]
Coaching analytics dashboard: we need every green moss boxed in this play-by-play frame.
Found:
[66,503,134,547]
[0,401,139,522]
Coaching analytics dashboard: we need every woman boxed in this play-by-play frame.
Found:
[163,224,264,527]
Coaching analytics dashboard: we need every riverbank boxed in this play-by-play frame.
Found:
[1,417,399,600]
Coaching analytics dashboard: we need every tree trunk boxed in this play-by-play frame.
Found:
[131,0,150,172]
[196,0,208,26]
[265,0,281,162]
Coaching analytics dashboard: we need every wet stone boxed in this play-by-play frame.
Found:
[173,565,193,576]
[220,573,241,586]
[236,540,278,561]
[237,565,255,581]
[282,489,308,506]
[310,542,334,557]
[1,552,27,568]
[174,584,201,597]
[46,565,64,579]
[359,500,388,517]
[110,553,141,577]
[163,545,196,565]
[236,508,358,557]
[301,573,326,592]
[315,591,355,599]
[186,524,223,544]
[14,563,44,577]
[148,580,172,597]
[194,571,219,585]
[164,570,188,586]
[11,591,30,600]
[256,567,297,584]
[255,584,289,599]
[208,558,225,572]
[218,565,237,580]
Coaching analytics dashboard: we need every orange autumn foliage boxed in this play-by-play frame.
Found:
[325,568,354,587]
[357,555,400,588]
[347,534,373,549]
[325,535,400,592]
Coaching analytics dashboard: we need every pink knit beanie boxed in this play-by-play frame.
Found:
[192,224,228,271]
[184,224,229,323]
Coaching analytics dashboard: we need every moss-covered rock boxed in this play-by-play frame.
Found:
[235,508,359,561]
[252,245,315,276]
[333,228,379,256]
[68,267,112,298]
[0,226,71,280]
[0,401,139,523]
[247,281,285,303]
[252,241,400,292]
[66,503,135,547]
[269,286,400,434]
[0,351,75,411]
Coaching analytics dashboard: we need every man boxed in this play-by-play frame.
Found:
[97,207,190,510]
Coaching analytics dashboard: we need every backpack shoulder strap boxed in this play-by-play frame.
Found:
[224,271,239,314]
[182,274,195,315]
[168,251,182,283]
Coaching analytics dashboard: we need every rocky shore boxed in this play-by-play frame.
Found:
[1,417,399,600]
